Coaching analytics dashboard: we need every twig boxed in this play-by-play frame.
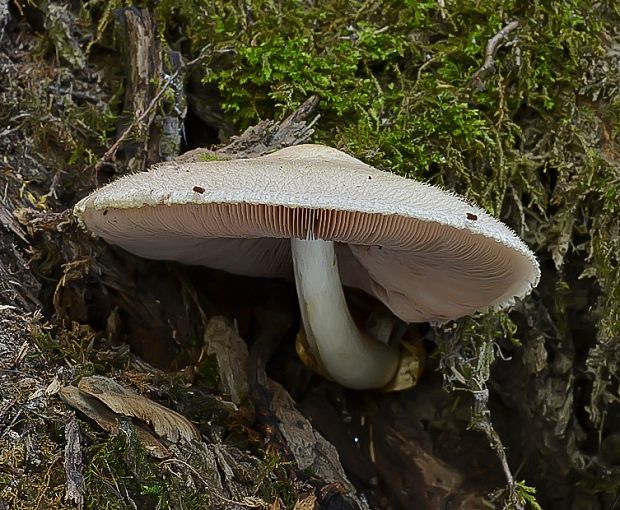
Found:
[93,48,211,173]
[469,379,523,509]
[470,20,519,87]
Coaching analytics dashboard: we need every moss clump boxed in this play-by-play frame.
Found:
[155,1,615,202]
[0,434,65,508]
[84,420,209,509]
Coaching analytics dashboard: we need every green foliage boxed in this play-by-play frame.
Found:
[514,481,543,510]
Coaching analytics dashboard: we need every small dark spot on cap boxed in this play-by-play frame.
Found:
[467,212,478,221]
[193,186,205,194]
[102,209,108,216]
[368,175,372,180]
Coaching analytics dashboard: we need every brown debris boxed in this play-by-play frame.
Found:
[63,414,84,510]
[0,207,41,311]
[75,375,200,442]
[293,494,317,510]
[202,316,251,406]
[219,95,320,158]
[58,385,170,459]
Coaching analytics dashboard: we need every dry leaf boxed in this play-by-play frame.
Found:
[77,375,200,442]
[59,385,170,458]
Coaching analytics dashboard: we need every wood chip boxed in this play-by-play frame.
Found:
[45,373,63,396]
[203,316,250,405]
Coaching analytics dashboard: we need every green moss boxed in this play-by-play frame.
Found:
[86,421,166,509]
[0,433,66,508]
[253,448,299,508]
[85,421,211,509]
[199,153,227,162]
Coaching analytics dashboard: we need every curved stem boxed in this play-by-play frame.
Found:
[291,238,400,389]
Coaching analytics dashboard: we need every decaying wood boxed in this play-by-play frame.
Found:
[270,380,367,508]
[221,95,320,158]
[373,421,470,509]
[97,8,193,174]
[202,316,251,406]
[176,95,320,164]
[201,313,368,509]
[119,7,163,171]
[63,414,85,510]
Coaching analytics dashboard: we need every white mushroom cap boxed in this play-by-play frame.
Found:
[75,144,540,323]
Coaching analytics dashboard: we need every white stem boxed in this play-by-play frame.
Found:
[291,238,400,389]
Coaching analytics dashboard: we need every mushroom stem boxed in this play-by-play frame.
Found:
[291,238,400,389]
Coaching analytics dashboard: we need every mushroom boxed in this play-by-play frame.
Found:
[74,144,539,390]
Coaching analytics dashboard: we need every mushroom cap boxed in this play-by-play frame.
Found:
[75,144,539,323]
